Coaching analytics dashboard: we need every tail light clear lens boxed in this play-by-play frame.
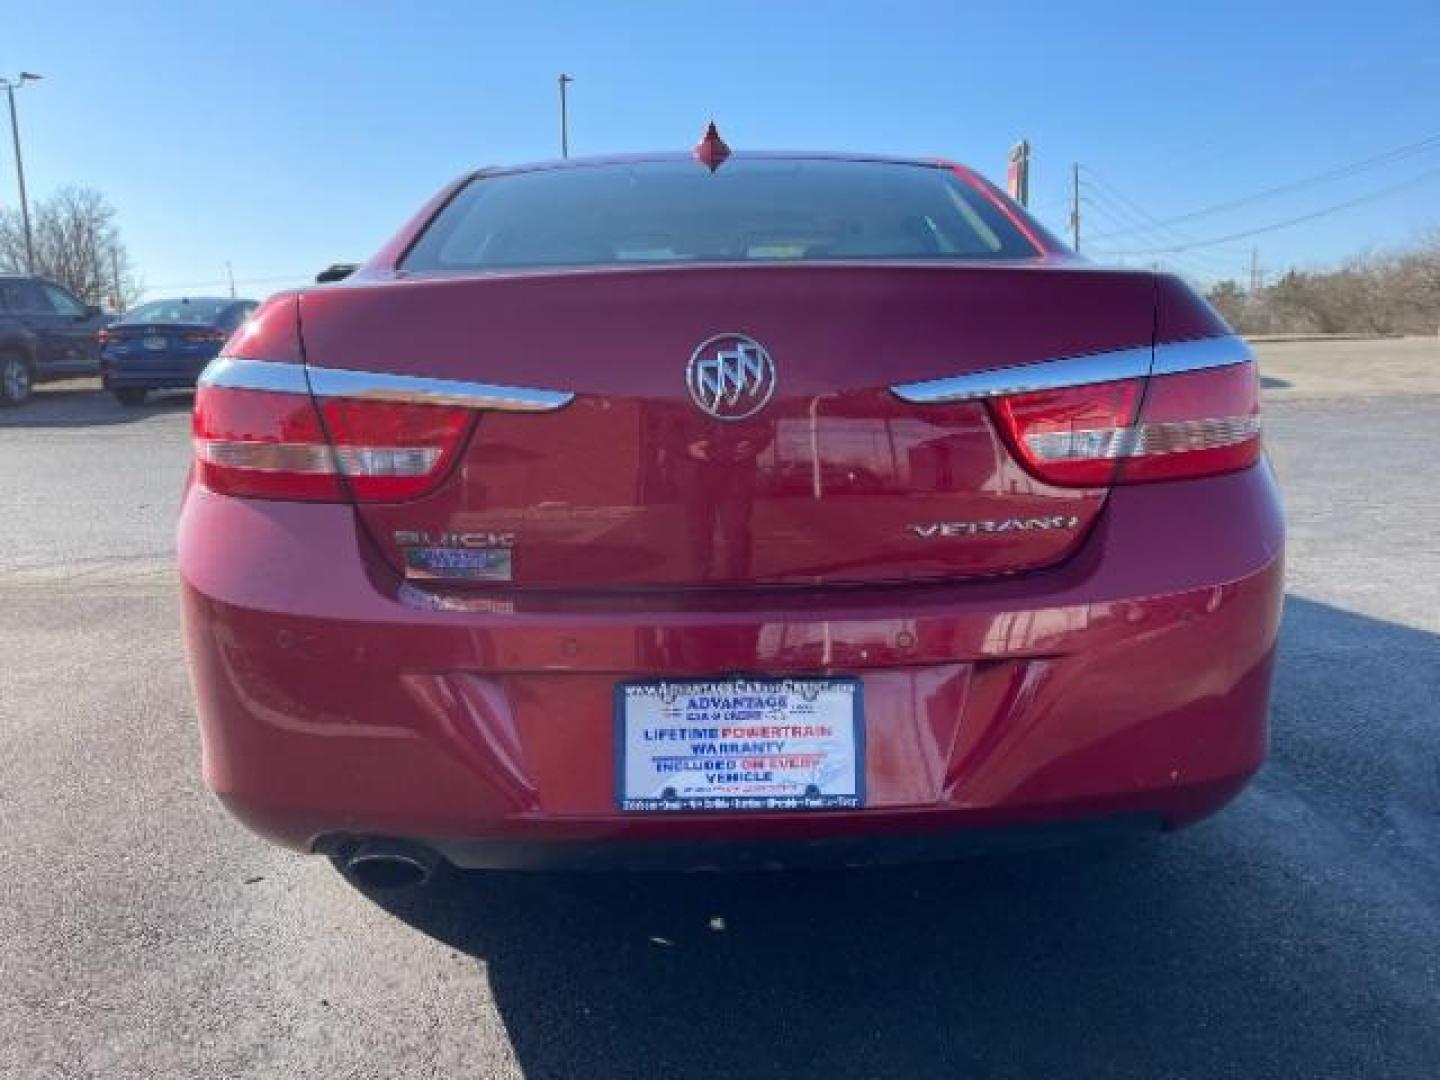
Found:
[990,360,1261,487]
[193,385,472,502]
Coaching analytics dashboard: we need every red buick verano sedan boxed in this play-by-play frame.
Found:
[180,144,1283,885]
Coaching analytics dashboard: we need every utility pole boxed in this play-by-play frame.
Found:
[111,246,122,311]
[1069,163,1081,252]
[225,261,236,299]
[2,72,42,274]
[558,73,573,159]
[1249,248,1260,292]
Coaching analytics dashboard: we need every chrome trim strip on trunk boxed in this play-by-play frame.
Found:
[307,366,574,412]
[890,346,1152,404]
[200,357,574,412]
[199,357,310,395]
[889,335,1252,404]
[1150,334,1254,377]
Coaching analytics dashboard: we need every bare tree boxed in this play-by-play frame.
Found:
[0,186,143,310]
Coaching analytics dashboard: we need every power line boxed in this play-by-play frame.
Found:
[132,141,1440,293]
[1074,182,1250,284]
[1078,169,1254,278]
[1101,244,1250,283]
[1083,170,1193,246]
[1082,167,1251,256]
[1079,198,1222,270]
[1087,130,1440,242]
[1091,163,1440,256]
[1080,192,1248,270]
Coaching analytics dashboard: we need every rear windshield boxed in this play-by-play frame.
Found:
[402,158,1040,273]
[124,298,234,325]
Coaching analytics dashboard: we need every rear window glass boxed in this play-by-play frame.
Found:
[124,299,233,324]
[402,158,1039,273]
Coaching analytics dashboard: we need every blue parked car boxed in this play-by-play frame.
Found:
[101,297,258,405]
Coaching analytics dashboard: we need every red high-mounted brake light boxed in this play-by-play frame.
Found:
[193,385,472,503]
[990,359,1261,487]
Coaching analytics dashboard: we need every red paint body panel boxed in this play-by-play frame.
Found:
[361,393,1106,587]
[180,463,1283,857]
[222,291,303,364]
[1154,272,1232,343]
[181,156,1285,867]
[297,266,1154,587]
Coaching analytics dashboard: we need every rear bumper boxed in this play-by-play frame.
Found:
[180,464,1284,866]
[104,367,204,390]
[319,812,1169,871]
[103,352,213,390]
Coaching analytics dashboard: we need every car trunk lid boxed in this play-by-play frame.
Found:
[298,264,1155,589]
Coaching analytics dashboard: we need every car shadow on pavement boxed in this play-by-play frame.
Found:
[356,595,1440,1079]
[0,386,192,428]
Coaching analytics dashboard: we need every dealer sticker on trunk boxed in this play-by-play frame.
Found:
[400,546,513,581]
[616,678,864,812]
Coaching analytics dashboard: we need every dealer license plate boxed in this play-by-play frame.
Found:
[616,678,864,812]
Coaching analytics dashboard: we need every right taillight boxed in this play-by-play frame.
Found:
[193,383,472,503]
[991,359,1261,487]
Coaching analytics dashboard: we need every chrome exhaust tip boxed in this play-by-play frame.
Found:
[341,839,443,890]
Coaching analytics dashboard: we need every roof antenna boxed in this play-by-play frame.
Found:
[692,121,731,172]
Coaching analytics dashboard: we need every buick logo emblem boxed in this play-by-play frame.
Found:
[686,333,777,421]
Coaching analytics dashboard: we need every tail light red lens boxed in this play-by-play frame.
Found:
[193,385,472,503]
[990,360,1261,487]
[194,387,344,501]
[989,378,1143,487]
[318,396,472,502]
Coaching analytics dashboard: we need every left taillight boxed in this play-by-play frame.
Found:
[193,381,472,503]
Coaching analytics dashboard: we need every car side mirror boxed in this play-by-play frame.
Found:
[316,263,359,284]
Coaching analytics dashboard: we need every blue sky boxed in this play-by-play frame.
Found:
[6,1,1440,299]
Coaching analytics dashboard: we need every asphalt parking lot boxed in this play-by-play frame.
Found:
[2,338,1438,1079]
